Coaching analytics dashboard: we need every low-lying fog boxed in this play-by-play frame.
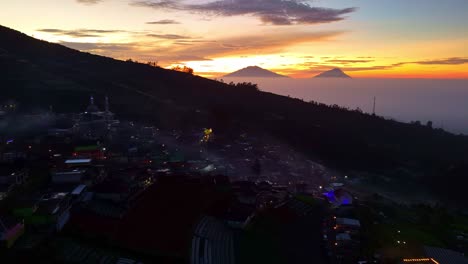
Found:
[224,77,468,135]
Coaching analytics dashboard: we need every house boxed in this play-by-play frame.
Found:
[324,188,353,207]
[0,168,28,185]
[71,184,88,201]
[336,217,361,235]
[73,145,105,160]
[30,193,71,232]
[93,179,132,202]
[334,232,360,260]
[52,169,88,184]
[64,158,93,167]
[421,246,468,264]
[0,167,28,200]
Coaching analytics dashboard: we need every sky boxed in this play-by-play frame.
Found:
[1,0,467,78]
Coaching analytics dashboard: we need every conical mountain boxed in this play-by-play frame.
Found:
[314,68,351,78]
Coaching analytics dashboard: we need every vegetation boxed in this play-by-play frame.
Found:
[356,200,468,258]
[239,213,284,264]
[171,65,194,74]
[228,81,259,92]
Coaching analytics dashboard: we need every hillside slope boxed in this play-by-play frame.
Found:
[1,25,467,203]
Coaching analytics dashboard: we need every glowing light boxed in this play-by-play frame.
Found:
[402,258,439,263]
[201,128,213,143]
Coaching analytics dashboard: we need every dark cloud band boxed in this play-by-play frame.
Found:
[133,0,356,25]
[146,19,181,24]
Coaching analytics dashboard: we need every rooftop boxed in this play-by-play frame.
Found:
[336,233,351,241]
[336,217,361,227]
[65,159,92,164]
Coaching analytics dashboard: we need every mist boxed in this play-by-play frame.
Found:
[224,77,468,135]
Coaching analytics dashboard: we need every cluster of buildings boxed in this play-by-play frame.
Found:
[0,96,150,252]
[1,96,324,263]
[320,180,364,263]
[7,95,464,264]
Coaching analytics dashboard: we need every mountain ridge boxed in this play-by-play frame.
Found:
[314,68,351,78]
[224,66,288,78]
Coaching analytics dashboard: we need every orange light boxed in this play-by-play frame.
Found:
[402,258,438,263]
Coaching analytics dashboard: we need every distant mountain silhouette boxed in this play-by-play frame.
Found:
[1,24,467,205]
[314,68,351,78]
[224,66,288,78]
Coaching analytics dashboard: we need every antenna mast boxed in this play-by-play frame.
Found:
[372,96,376,116]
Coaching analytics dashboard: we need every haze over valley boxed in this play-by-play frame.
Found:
[224,74,468,134]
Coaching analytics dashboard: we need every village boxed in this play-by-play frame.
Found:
[1,97,465,264]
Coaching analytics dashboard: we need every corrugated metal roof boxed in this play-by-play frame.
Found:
[424,246,468,264]
[65,159,92,164]
[337,217,360,227]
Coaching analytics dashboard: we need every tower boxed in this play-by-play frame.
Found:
[372,96,376,116]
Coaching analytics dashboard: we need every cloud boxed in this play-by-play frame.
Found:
[302,57,468,74]
[37,28,125,38]
[57,29,342,66]
[146,19,181,24]
[410,57,468,65]
[146,33,191,39]
[326,59,374,64]
[59,41,137,52]
[339,65,393,72]
[133,0,356,25]
[170,30,344,58]
[76,0,103,4]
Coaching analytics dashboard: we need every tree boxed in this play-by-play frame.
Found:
[231,82,259,92]
[171,65,194,74]
[146,61,159,67]
[426,120,433,129]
